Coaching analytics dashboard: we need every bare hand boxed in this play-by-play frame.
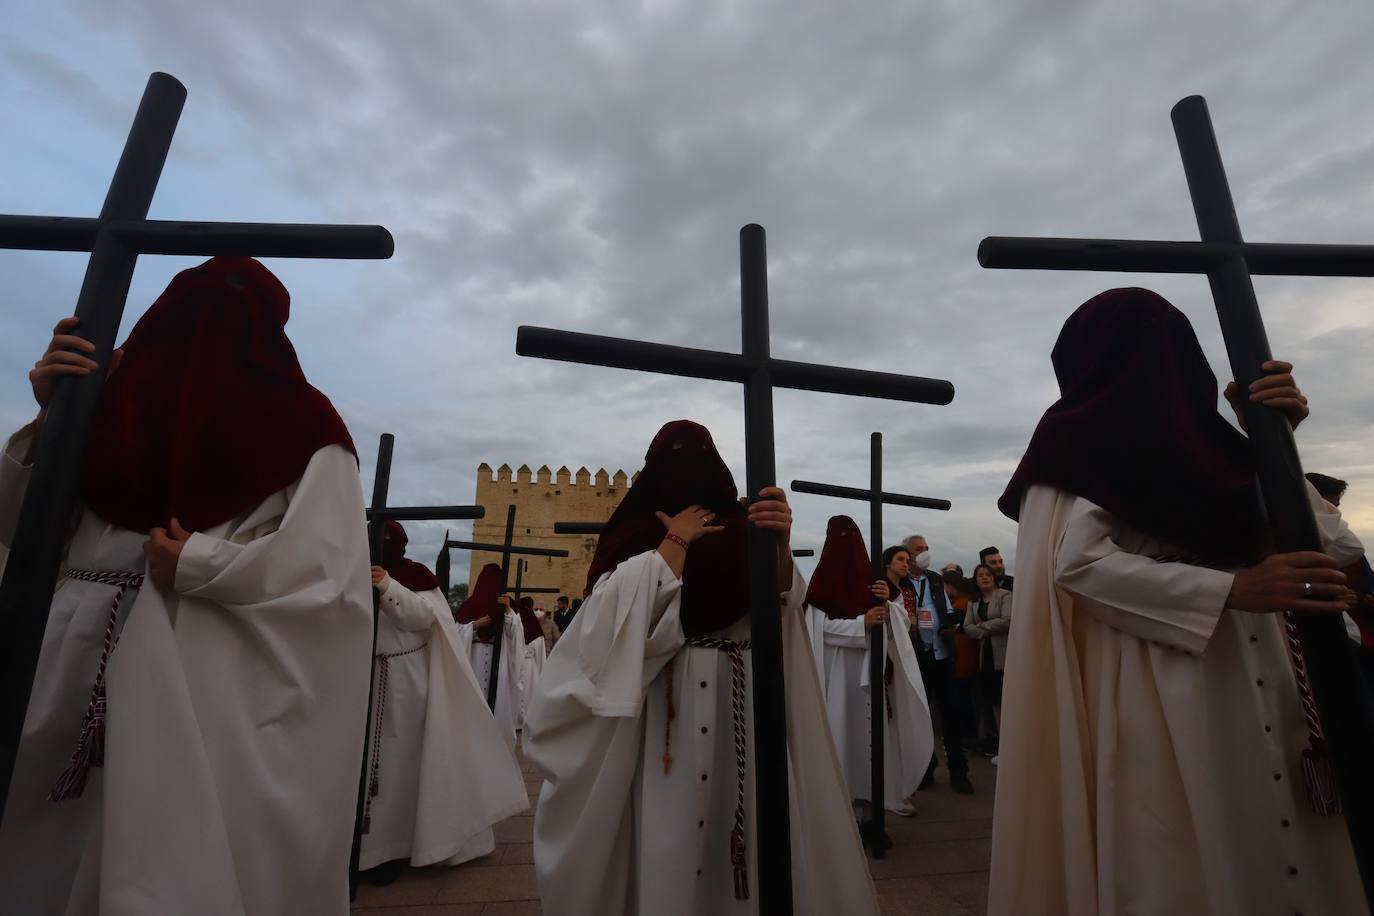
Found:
[870,579,891,601]
[370,566,386,587]
[743,487,792,542]
[144,518,193,590]
[497,595,511,608]
[1224,360,1309,432]
[474,615,492,629]
[654,505,726,545]
[864,606,887,629]
[1228,551,1354,615]
[30,317,123,417]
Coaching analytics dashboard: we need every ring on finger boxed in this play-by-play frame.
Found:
[1303,582,1313,597]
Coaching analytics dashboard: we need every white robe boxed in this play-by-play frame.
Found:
[0,424,371,916]
[525,550,879,916]
[989,483,1369,916]
[518,635,547,727]
[456,611,525,750]
[805,600,933,810]
[360,580,528,870]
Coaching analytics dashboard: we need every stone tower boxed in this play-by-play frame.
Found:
[467,462,637,602]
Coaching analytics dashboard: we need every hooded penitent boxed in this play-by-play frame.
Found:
[585,420,750,636]
[516,596,544,644]
[381,520,441,593]
[805,515,875,619]
[999,287,1266,567]
[82,256,356,534]
[455,563,505,643]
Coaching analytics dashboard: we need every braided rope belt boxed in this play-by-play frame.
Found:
[49,568,144,802]
[362,638,429,833]
[1282,612,1341,815]
[683,636,753,901]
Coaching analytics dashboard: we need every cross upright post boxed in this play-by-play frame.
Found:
[0,71,394,823]
[436,512,569,709]
[511,559,560,599]
[517,224,954,911]
[978,95,1374,903]
[352,433,486,889]
[792,432,951,858]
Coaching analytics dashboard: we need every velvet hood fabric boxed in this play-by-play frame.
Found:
[455,563,504,643]
[585,420,750,636]
[805,515,876,619]
[516,596,544,644]
[82,256,356,534]
[999,287,1265,566]
[381,520,441,593]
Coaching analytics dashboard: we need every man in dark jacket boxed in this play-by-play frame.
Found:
[980,546,1014,591]
[552,595,576,633]
[900,535,973,794]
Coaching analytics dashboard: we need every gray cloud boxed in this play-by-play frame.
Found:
[4,0,1374,574]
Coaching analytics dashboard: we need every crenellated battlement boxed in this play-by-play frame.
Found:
[476,462,639,492]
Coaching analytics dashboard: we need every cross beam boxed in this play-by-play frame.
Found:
[0,71,393,824]
[512,560,560,600]
[792,432,951,859]
[552,521,608,535]
[978,94,1374,903]
[517,225,954,912]
[352,434,484,889]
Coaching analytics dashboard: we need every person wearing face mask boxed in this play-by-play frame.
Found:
[898,535,973,795]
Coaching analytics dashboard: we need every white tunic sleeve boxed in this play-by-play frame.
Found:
[1307,481,1364,565]
[172,445,370,608]
[377,578,436,632]
[1053,496,1234,656]
[525,550,684,914]
[821,614,868,648]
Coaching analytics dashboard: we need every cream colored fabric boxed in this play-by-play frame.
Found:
[360,583,527,870]
[805,600,933,809]
[989,483,1368,916]
[456,611,525,750]
[525,550,879,916]
[0,429,371,916]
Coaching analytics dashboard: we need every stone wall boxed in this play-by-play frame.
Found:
[466,462,636,604]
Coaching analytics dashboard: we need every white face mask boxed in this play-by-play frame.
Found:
[913,551,932,572]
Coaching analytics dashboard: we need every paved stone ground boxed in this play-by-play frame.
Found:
[352,752,994,915]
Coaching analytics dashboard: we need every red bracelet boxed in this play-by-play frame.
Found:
[663,532,690,551]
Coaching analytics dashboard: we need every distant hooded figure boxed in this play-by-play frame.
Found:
[523,420,880,916]
[454,563,525,749]
[988,288,1367,916]
[359,522,527,880]
[0,257,371,916]
[803,516,933,818]
[516,595,548,727]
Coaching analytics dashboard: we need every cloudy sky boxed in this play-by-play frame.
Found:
[4,1,1374,580]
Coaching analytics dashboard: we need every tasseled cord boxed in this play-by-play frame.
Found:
[1283,611,1342,816]
[49,570,141,803]
[730,826,749,900]
[662,657,676,775]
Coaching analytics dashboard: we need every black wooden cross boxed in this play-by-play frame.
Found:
[979,95,1374,902]
[512,560,561,599]
[353,433,485,889]
[517,225,954,912]
[0,71,394,823]
[792,432,951,859]
[435,507,569,709]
